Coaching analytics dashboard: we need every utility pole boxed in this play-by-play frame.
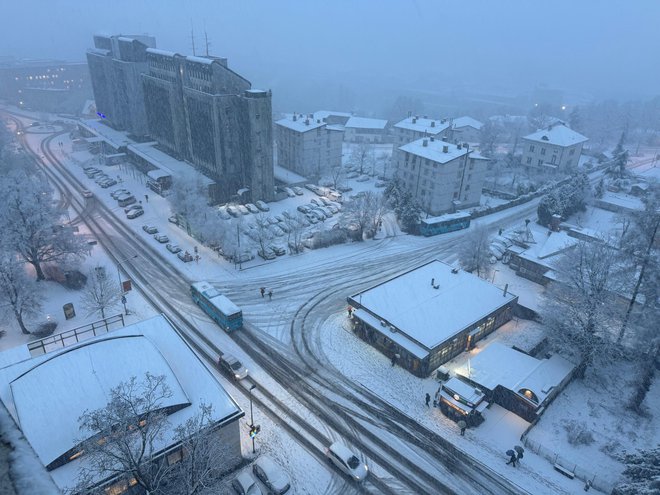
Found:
[190,21,196,56]
[204,31,211,56]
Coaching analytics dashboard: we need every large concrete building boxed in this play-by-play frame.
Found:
[521,122,587,174]
[344,116,389,143]
[0,56,91,113]
[86,34,156,136]
[141,48,274,202]
[275,113,343,179]
[393,136,490,215]
[392,116,451,145]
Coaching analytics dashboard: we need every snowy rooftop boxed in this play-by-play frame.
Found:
[523,123,588,147]
[345,116,388,130]
[349,261,517,357]
[393,117,450,135]
[313,110,352,120]
[79,119,132,149]
[146,47,179,58]
[513,225,578,266]
[451,116,483,130]
[276,115,326,133]
[455,343,575,406]
[399,138,470,164]
[0,315,242,491]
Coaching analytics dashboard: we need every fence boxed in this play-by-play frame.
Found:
[521,435,615,493]
[28,314,125,357]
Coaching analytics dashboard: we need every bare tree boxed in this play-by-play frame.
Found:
[80,265,121,319]
[0,254,43,334]
[76,374,174,494]
[540,241,625,376]
[339,191,383,241]
[253,213,274,256]
[329,165,346,190]
[457,225,492,279]
[283,213,308,254]
[348,143,375,175]
[0,171,89,280]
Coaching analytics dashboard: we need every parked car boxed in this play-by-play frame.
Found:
[153,234,169,243]
[258,248,276,260]
[166,243,181,254]
[168,215,178,225]
[375,180,387,188]
[325,442,368,482]
[255,200,270,212]
[305,183,320,193]
[281,210,292,219]
[218,353,248,380]
[346,172,359,179]
[238,205,250,215]
[100,179,117,188]
[267,216,279,225]
[232,469,263,495]
[284,187,296,198]
[253,457,290,495]
[320,197,332,206]
[81,189,93,198]
[327,204,340,214]
[310,198,321,207]
[356,175,370,182]
[111,189,130,199]
[311,208,327,220]
[142,225,158,234]
[292,186,304,195]
[297,205,310,214]
[246,203,260,214]
[118,195,137,207]
[124,204,143,214]
[126,208,144,219]
[177,251,194,262]
[269,224,285,237]
[305,214,318,224]
[269,245,286,256]
[227,205,240,217]
[218,209,231,220]
[233,251,254,263]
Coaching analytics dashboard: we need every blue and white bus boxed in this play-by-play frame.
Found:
[191,281,243,332]
[419,212,471,237]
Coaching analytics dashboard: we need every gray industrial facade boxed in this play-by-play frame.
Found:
[86,35,274,204]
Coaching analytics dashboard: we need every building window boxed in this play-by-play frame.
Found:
[529,145,535,152]
[465,185,470,191]
[453,192,458,199]
[538,159,543,166]
[541,148,546,155]
[569,148,575,155]
[526,157,532,164]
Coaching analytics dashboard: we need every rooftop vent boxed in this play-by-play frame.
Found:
[304,119,310,125]
[412,117,417,124]
[292,115,297,122]
[441,118,447,124]
[317,119,321,124]
[442,145,449,153]
[542,135,549,141]
[451,267,459,274]
[457,143,462,150]
[431,121,436,127]
[430,136,435,142]
[423,139,428,147]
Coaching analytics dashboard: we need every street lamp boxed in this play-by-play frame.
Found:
[116,254,138,315]
[249,384,257,454]
[492,269,499,284]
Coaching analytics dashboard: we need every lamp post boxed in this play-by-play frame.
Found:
[116,255,138,315]
[492,269,499,284]
[249,384,257,454]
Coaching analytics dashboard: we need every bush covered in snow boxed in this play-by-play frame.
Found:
[563,420,595,446]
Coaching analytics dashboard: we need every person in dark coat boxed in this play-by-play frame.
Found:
[260,287,265,298]
[425,393,431,407]
[506,451,517,467]
[268,290,273,300]
[390,354,397,366]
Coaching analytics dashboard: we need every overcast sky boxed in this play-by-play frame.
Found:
[3,0,658,111]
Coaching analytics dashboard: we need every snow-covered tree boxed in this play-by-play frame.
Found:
[253,213,274,255]
[329,165,346,190]
[283,213,309,254]
[348,143,375,175]
[540,241,625,376]
[613,447,660,495]
[0,171,89,280]
[339,191,383,240]
[537,173,589,226]
[80,265,121,319]
[0,254,43,334]
[385,179,421,232]
[609,131,630,179]
[457,225,492,279]
[479,120,500,157]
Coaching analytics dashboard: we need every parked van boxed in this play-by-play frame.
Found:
[117,195,136,207]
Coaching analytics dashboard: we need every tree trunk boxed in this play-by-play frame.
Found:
[33,260,46,281]
[14,309,30,334]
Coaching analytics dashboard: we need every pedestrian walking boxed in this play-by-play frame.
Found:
[145,194,149,203]
[514,445,524,463]
[268,290,273,300]
[425,393,431,407]
[505,450,517,467]
[457,420,467,436]
[347,306,353,317]
[260,287,266,298]
[390,354,397,367]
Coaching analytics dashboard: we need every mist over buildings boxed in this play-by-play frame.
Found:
[2,0,658,115]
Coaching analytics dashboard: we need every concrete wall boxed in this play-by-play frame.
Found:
[276,124,342,179]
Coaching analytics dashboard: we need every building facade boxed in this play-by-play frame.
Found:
[392,116,451,146]
[449,116,483,143]
[343,116,389,143]
[141,49,274,203]
[275,113,343,179]
[393,137,490,215]
[521,123,588,174]
[86,34,156,136]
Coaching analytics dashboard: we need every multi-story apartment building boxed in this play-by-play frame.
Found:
[141,49,274,203]
[344,116,389,143]
[392,116,451,146]
[449,116,483,143]
[393,136,489,215]
[0,56,91,113]
[275,113,344,179]
[521,123,587,174]
[86,34,156,136]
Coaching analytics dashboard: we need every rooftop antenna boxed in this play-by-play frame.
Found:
[190,21,196,56]
[204,30,211,56]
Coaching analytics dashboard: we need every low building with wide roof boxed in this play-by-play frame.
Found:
[0,314,243,493]
[347,260,517,377]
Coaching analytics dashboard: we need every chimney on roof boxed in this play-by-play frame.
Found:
[441,118,447,124]
[412,117,417,124]
[423,115,428,119]
[415,115,419,119]
[431,121,436,127]
[304,118,309,125]
[308,113,313,119]
[430,136,435,142]
[292,114,297,122]
[457,144,462,150]
[317,119,321,123]
[442,145,449,153]
[503,284,509,297]
[408,110,412,117]
[463,143,469,150]
[423,139,428,147]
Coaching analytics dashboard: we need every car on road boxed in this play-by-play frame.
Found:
[269,245,286,256]
[245,203,260,214]
[292,186,304,195]
[258,248,276,260]
[124,203,143,214]
[100,178,117,188]
[153,234,169,243]
[325,442,368,482]
[255,200,270,212]
[356,175,370,182]
[111,189,130,199]
[168,215,178,224]
[227,205,240,217]
[231,469,263,495]
[177,251,194,262]
[126,208,144,219]
[253,457,290,495]
[81,189,93,198]
[217,353,248,380]
[166,243,181,254]
[142,225,158,234]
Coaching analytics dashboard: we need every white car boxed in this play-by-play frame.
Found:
[227,205,240,217]
[325,442,369,482]
[246,203,260,214]
[255,200,270,212]
[232,469,263,495]
[284,187,296,197]
[238,205,250,215]
[292,186,304,195]
[253,457,290,494]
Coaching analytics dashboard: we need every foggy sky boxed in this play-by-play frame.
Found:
[3,0,659,112]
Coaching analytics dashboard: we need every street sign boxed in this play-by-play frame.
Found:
[121,296,127,304]
[122,280,132,292]
[63,303,75,320]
